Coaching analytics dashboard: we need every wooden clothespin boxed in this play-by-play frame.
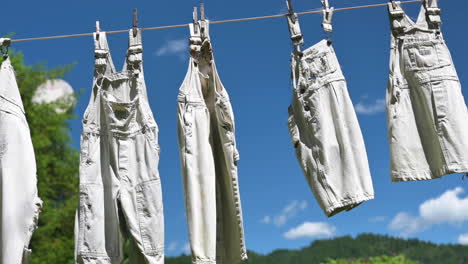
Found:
[286,0,297,24]
[321,0,334,33]
[199,3,208,38]
[200,3,205,21]
[193,6,199,34]
[192,4,208,39]
[133,8,138,37]
[95,21,101,40]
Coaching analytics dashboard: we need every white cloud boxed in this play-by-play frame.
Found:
[283,222,336,240]
[369,216,386,223]
[182,243,191,254]
[155,39,187,59]
[167,241,178,251]
[389,187,468,236]
[299,200,307,210]
[273,200,308,227]
[355,98,386,115]
[260,216,271,224]
[458,234,468,245]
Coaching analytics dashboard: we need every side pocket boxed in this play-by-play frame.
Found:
[217,98,235,132]
[183,105,193,154]
[216,98,240,163]
[430,80,448,133]
[136,179,164,256]
[287,112,300,149]
[144,126,161,156]
[80,133,99,166]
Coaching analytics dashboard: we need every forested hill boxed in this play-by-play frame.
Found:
[166,234,468,264]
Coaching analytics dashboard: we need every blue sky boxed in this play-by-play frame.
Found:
[2,0,468,257]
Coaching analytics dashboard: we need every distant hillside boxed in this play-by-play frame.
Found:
[166,233,468,264]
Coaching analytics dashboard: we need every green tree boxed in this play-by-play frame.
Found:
[2,51,79,264]
[321,255,419,264]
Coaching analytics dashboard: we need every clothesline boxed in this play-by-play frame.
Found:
[7,0,422,43]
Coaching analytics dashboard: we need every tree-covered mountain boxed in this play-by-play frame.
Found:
[167,234,468,264]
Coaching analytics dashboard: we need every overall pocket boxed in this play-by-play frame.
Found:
[403,40,451,71]
[136,179,164,256]
[302,51,337,79]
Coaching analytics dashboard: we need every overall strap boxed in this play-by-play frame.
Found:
[93,32,114,74]
[126,28,143,72]
[387,1,407,35]
[423,0,441,31]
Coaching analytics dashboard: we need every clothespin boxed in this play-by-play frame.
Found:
[321,0,334,34]
[190,6,203,53]
[192,4,209,41]
[0,38,10,59]
[200,3,205,21]
[199,3,207,38]
[193,6,200,35]
[95,21,101,40]
[132,8,138,37]
[285,0,304,55]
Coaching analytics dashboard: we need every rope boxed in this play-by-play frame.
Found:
[10,0,421,43]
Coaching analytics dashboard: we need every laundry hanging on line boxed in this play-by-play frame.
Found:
[0,0,467,263]
[76,28,165,263]
[177,10,247,263]
[386,0,468,182]
[286,0,375,218]
[0,43,42,264]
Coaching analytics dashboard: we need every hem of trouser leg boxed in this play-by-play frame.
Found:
[325,193,375,218]
[21,196,42,263]
[78,255,116,264]
[391,164,468,182]
[193,259,216,264]
[241,251,248,261]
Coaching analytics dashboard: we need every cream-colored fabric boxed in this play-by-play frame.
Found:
[75,30,164,264]
[288,40,374,217]
[386,1,468,181]
[0,57,42,264]
[177,22,247,264]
